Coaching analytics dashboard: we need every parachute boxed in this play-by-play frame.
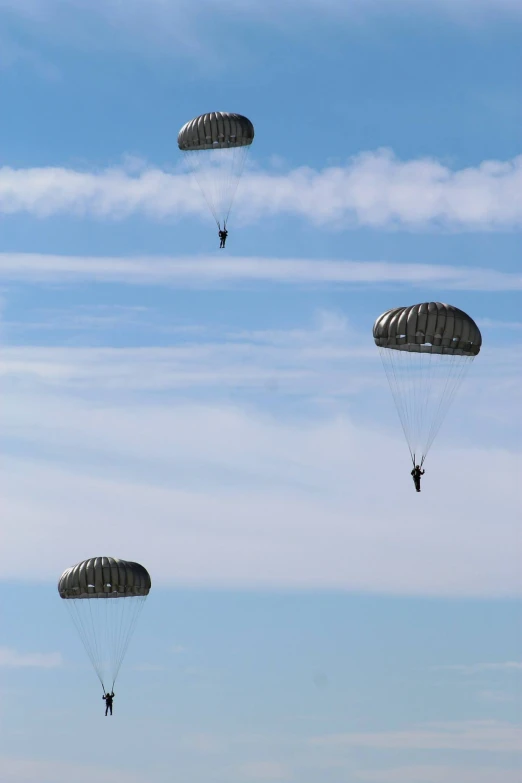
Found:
[58,557,151,693]
[178,112,254,230]
[373,302,481,466]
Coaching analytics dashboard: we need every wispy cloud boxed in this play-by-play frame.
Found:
[435,661,522,674]
[1,0,520,67]
[130,663,166,672]
[1,252,521,291]
[311,720,522,752]
[355,764,522,783]
[0,757,142,783]
[235,761,291,781]
[0,647,62,668]
[478,690,515,703]
[1,318,519,399]
[0,400,519,596]
[477,319,522,330]
[1,151,521,230]
[0,310,519,597]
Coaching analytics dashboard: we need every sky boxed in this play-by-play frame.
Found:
[0,1,521,781]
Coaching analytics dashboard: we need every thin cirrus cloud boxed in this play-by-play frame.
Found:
[355,765,522,783]
[0,395,519,596]
[1,1,521,58]
[0,757,142,783]
[311,720,522,752]
[435,661,522,673]
[0,253,521,291]
[0,647,62,668]
[0,326,518,397]
[1,150,521,230]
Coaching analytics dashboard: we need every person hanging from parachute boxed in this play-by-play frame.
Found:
[178,112,254,246]
[58,557,151,711]
[218,226,228,248]
[411,465,425,493]
[103,691,115,716]
[373,302,482,489]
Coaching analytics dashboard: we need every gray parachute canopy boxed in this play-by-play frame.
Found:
[58,557,151,599]
[373,302,481,466]
[178,112,254,151]
[373,302,482,356]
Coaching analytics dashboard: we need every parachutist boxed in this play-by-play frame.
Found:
[411,465,425,492]
[219,228,228,248]
[103,691,115,716]
[373,303,481,467]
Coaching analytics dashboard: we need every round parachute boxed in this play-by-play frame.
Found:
[178,111,254,229]
[59,557,151,692]
[177,112,254,151]
[373,302,481,466]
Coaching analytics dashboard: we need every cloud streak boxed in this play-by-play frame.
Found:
[0,398,520,596]
[1,0,521,67]
[1,150,521,230]
[355,764,522,783]
[436,661,522,674]
[312,720,522,752]
[1,252,521,291]
[0,647,62,668]
[0,757,142,783]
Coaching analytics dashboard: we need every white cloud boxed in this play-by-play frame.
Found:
[0,252,520,291]
[234,761,291,781]
[0,0,520,67]
[0,399,520,596]
[0,307,519,597]
[0,647,62,668]
[477,319,522,330]
[312,720,522,752]
[478,690,515,703]
[179,733,227,753]
[0,757,142,783]
[355,764,522,783]
[436,662,522,674]
[1,150,521,230]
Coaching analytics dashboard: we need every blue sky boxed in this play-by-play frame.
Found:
[0,1,521,782]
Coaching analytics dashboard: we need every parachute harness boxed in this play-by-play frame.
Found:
[374,303,481,469]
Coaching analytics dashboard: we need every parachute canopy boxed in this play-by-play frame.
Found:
[178,112,254,151]
[374,302,481,466]
[373,302,481,356]
[178,111,254,229]
[59,556,151,599]
[59,557,151,692]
